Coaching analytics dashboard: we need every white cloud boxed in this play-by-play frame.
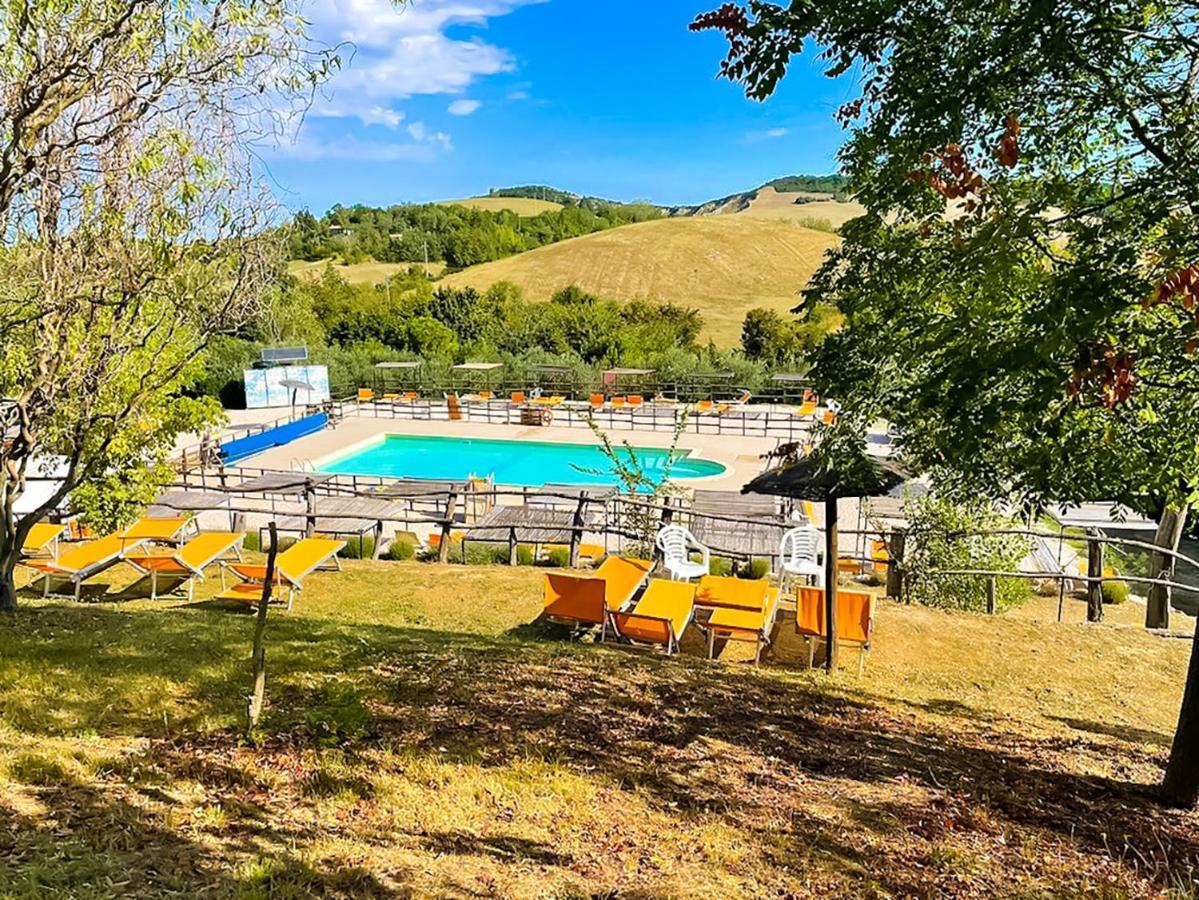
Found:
[265,133,442,163]
[407,121,454,151]
[313,103,406,128]
[304,0,541,127]
[448,98,481,116]
[507,89,530,101]
[745,127,790,142]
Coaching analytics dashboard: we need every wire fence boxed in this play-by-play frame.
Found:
[161,469,1199,619]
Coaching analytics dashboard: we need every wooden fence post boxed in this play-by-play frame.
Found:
[1087,530,1104,623]
[438,489,459,564]
[886,529,906,601]
[986,576,997,614]
[508,527,519,566]
[569,495,588,568]
[304,478,316,538]
[245,521,278,737]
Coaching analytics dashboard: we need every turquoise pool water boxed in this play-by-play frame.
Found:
[317,434,727,487]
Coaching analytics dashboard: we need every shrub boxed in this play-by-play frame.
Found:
[905,494,1032,613]
[338,536,376,560]
[1102,579,1130,605]
[243,532,261,553]
[709,557,733,577]
[463,543,533,565]
[384,539,415,561]
[742,559,771,580]
[545,547,570,568]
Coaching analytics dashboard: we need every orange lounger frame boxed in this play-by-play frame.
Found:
[358,388,375,402]
[704,586,780,664]
[216,537,346,611]
[542,556,652,634]
[608,579,695,654]
[124,531,246,600]
[25,533,147,600]
[796,587,876,672]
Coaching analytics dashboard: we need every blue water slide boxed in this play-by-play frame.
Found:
[219,413,328,465]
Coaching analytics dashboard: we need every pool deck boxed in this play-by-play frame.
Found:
[240,414,777,491]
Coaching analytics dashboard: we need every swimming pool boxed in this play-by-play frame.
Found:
[316,434,727,487]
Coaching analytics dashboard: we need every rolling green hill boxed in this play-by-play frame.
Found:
[442,215,840,345]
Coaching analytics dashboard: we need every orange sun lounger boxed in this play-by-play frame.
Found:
[542,556,653,634]
[25,532,147,600]
[122,516,191,546]
[20,523,66,560]
[215,537,346,611]
[704,585,780,664]
[124,531,246,600]
[608,578,696,654]
[796,586,876,672]
[694,575,771,611]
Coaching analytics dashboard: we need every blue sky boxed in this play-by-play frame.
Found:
[262,1,856,212]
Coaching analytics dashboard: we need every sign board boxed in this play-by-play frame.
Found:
[261,346,309,365]
[243,365,330,409]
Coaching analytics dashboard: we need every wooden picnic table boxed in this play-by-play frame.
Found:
[226,472,335,494]
[467,506,585,564]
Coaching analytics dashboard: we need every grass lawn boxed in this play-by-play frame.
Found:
[1,558,1197,897]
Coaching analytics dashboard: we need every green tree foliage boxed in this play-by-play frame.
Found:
[903,495,1031,613]
[694,0,1199,806]
[741,304,843,366]
[0,0,328,612]
[765,175,850,198]
[286,198,663,270]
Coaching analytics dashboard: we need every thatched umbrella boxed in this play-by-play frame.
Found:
[742,453,909,671]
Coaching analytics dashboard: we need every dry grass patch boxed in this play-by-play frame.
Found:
[442,216,840,345]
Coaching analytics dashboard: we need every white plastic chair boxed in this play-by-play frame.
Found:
[655,525,711,581]
[779,525,824,588]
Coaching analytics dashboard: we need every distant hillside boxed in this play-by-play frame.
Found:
[764,174,851,197]
[440,196,563,216]
[737,186,865,227]
[441,216,840,346]
[666,175,858,221]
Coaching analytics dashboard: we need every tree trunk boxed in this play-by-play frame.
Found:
[245,522,279,736]
[1162,620,1199,807]
[0,492,35,613]
[1147,505,1187,630]
[0,566,17,613]
[824,496,839,673]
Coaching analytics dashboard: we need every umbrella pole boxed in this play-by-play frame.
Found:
[824,496,839,672]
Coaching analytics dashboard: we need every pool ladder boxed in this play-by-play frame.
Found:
[291,457,316,473]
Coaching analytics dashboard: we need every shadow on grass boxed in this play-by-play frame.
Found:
[1,602,1197,894]
[1049,714,1175,748]
[0,770,391,898]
